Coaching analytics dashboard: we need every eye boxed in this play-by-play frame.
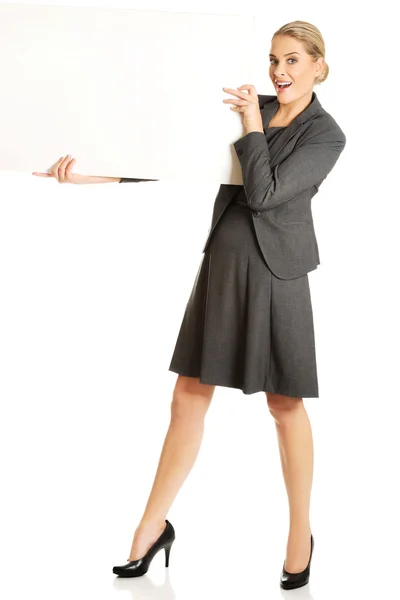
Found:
[269,58,297,65]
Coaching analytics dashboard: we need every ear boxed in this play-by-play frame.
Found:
[315,57,325,78]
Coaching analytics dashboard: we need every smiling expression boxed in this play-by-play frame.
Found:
[269,35,324,103]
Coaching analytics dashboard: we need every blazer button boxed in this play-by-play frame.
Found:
[253,210,260,218]
[237,148,243,156]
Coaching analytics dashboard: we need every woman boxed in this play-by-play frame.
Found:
[34,20,346,590]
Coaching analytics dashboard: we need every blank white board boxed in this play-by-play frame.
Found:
[0,4,257,184]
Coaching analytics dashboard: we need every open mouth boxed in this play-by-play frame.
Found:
[275,81,292,90]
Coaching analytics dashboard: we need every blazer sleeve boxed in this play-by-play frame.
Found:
[233,128,346,211]
[119,178,159,183]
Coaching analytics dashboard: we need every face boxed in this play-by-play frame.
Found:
[269,35,324,103]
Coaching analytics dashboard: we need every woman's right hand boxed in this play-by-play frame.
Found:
[32,155,119,184]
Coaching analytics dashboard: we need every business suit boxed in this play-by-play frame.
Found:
[121,91,346,280]
[121,91,346,396]
[201,90,346,279]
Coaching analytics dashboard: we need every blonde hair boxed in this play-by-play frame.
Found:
[272,21,329,85]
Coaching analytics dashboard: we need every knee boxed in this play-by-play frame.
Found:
[266,392,303,425]
[170,375,215,420]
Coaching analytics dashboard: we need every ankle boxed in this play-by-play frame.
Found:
[288,523,311,536]
[137,518,166,534]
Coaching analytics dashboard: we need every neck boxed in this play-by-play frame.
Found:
[275,90,314,123]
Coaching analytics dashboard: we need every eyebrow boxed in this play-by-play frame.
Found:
[269,52,300,57]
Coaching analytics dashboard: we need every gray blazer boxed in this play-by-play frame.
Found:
[121,90,346,280]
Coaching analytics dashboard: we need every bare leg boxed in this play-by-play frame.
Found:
[266,392,313,573]
[127,375,215,561]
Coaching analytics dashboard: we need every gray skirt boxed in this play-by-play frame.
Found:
[168,198,319,397]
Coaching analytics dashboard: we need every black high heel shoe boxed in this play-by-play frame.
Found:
[280,533,314,590]
[113,520,175,577]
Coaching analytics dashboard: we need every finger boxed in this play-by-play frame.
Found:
[237,84,257,95]
[49,156,67,181]
[51,156,66,170]
[65,158,76,170]
[237,84,253,89]
[222,87,250,100]
[58,154,72,182]
[223,98,247,106]
[65,158,76,180]
[32,172,53,177]
[59,155,71,170]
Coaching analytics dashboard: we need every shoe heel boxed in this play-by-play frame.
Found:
[280,533,314,590]
[113,519,176,578]
[164,541,173,567]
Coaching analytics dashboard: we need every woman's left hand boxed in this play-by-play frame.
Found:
[223,84,264,134]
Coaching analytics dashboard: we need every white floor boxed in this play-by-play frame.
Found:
[2,158,399,599]
[2,374,398,599]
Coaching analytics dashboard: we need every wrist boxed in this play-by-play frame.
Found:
[245,127,264,134]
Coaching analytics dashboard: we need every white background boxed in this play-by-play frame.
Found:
[0,4,256,184]
[0,1,399,599]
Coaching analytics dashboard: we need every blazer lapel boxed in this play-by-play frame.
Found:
[258,91,323,166]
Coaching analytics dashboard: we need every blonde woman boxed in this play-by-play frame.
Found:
[34,20,346,590]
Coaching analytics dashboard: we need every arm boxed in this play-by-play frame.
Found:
[233,128,346,211]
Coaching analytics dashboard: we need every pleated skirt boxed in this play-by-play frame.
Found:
[168,199,319,397]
